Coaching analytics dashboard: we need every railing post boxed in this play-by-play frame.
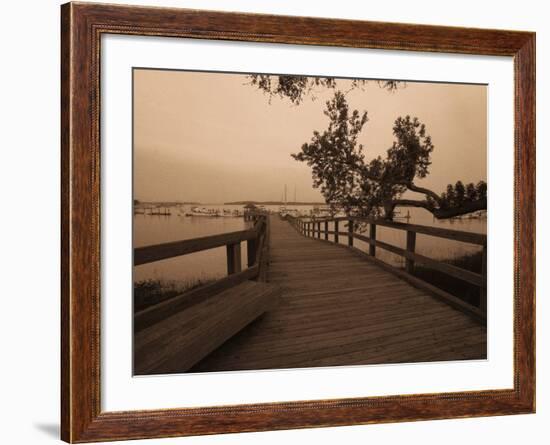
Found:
[317,222,321,239]
[405,230,416,273]
[480,245,487,312]
[334,220,339,244]
[226,242,242,275]
[348,219,353,247]
[369,223,376,256]
[247,237,257,267]
[324,221,329,240]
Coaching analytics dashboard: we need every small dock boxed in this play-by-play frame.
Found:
[190,216,486,372]
[134,212,487,374]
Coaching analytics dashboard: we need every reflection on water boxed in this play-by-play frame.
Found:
[134,204,486,285]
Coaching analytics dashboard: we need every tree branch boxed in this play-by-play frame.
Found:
[391,199,432,210]
[392,198,487,220]
[405,183,442,204]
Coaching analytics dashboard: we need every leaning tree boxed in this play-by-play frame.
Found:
[249,75,487,221]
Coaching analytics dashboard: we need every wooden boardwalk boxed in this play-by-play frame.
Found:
[191,216,486,372]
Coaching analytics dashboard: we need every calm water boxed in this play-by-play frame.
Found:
[134,205,250,285]
[134,204,486,286]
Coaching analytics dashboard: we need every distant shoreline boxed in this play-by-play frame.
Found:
[135,201,327,206]
[224,201,327,206]
[134,201,201,206]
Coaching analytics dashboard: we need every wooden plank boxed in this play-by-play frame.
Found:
[197,304,485,364]
[294,216,486,245]
[291,326,486,369]
[134,265,259,332]
[134,229,257,265]
[258,220,270,282]
[247,238,257,267]
[481,245,487,312]
[348,246,486,323]
[406,230,416,273]
[255,299,452,331]
[403,246,483,287]
[226,305,463,347]
[352,232,483,287]
[189,216,487,373]
[226,242,242,275]
[279,287,435,309]
[134,281,281,374]
[197,321,484,371]
[228,321,485,367]
[370,219,486,245]
[369,223,376,256]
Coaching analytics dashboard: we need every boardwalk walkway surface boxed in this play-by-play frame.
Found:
[191,216,486,372]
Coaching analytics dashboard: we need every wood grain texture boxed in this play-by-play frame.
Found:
[134,265,260,332]
[189,216,486,373]
[61,2,535,442]
[347,246,486,322]
[351,232,484,286]
[304,216,487,245]
[134,229,256,265]
[134,280,281,374]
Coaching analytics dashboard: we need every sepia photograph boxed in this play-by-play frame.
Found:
[56,3,537,441]
[132,68,488,376]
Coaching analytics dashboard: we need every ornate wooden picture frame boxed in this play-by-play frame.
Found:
[61,2,535,442]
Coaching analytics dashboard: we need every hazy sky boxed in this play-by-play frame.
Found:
[134,69,486,203]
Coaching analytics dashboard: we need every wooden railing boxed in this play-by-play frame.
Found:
[135,213,267,272]
[286,214,487,320]
[134,213,269,331]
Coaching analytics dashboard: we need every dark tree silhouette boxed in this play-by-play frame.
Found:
[248,74,401,105]
[249,75,487,220]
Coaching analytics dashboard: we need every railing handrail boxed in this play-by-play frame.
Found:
[290,215,486,246]
[134,228,257,266]
[285,213,487,316]
[134,214,267,266]
[134,214,270,328]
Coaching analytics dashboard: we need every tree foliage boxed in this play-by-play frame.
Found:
[292,93,487,220]
[248,74,487,220]
[248,74,401,105]
[292,91,370,214]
